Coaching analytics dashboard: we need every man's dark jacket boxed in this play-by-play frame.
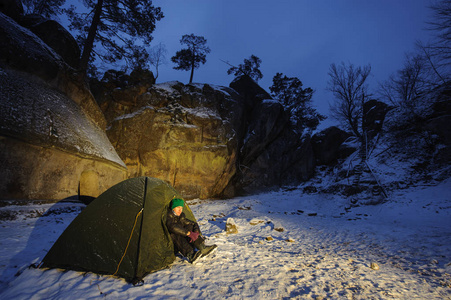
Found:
[166,208,200,237]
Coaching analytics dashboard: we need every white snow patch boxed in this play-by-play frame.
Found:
[183,106,221,120]
[0,179,450,299]
[262,99,280,104]
[112,106,155,122]
[153,81,181,94]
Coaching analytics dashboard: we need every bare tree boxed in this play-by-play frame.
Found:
[327,62,371,137]
[149,43,167,80]
[416,41,448,85]
[427,0,451,66]
[412,0,451,84]
[378,53,432,117]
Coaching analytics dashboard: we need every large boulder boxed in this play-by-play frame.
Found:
[0,0,23,22]
[229,75,272,112]
[0,67,126,200]
[97,68,322,197]
[363,100,390,139]
[20,14,81,68]
[311,126,351,165]
[97,68,320,198]
[0,11,62,80]
[99,78,243,199]
[0,12,106,129]
[0,13,126,201]
[235,99,315,189]
[240,100,289,166]
[425,114,451,163]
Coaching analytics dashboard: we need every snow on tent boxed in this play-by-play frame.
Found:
[40,177,198,283]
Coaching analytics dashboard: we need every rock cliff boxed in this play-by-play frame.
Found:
[93,71,318,198]
[96,75,242,199]
[0,10,126,201]
[0,2,345,201]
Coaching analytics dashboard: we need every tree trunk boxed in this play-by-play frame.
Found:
[189,62,194,84]
[79,0,104,75]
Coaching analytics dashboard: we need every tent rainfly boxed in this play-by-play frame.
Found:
[41,177,198,283]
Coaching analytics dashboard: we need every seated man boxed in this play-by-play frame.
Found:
[166,198,217,264]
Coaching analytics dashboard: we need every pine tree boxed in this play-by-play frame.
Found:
[22,0,66,19]
[171,34,211,84]
[270,73,325,131]
[226,55,263,82]
[65,0,163,77]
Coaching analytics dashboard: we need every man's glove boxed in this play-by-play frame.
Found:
[188,231,199,243]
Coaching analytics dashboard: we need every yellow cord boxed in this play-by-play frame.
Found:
[113,208,143,276]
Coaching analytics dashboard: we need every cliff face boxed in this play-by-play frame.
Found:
[94,72,317,199]
[0,11,126,201]
[0,4,323,201]
[97,76,243,199]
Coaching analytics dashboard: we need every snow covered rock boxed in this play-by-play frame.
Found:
[370,262,380,270]
[0,68,126,200]
[97,78,242,199]
[0,11,62,80]
[226,218,238,234]
[95,71,320,198]
[229,74,271,111]
[0,14,126,201]
[19,14,80,68]
[0,0,23,22]
[230,76,316,192]
[311,126,351,165]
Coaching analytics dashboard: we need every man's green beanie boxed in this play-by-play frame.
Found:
[171,198,184,209]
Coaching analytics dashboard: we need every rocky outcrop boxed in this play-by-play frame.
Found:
[0,7,323,201]
[0,0,23,22]
[229,75,271,111]
[98,79,242,199]
[239,122,315,190]
[20,14,81,68]
[0,12,126,201]
[235,98,315,191]
[363,100,390,139]
[90,69,156,118]
[94,72,318,198]
[228,76,316,193]
[0,68,125,167]
[0,11,62,80]
[0,12,105,129]
[312,127,351,165]
[240,100,289,166]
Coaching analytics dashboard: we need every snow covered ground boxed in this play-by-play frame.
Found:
[0,177,450,299]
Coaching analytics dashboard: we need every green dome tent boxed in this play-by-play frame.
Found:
[41,177,197,283]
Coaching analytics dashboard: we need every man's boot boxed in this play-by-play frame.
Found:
[200,244,217,257]
[186,250,202,264]
[193,237,217,258]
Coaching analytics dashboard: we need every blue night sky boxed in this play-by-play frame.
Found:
[92,0,435,127]
[148,0,434,126]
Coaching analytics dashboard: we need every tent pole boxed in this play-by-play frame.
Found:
[134,177,148,280]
